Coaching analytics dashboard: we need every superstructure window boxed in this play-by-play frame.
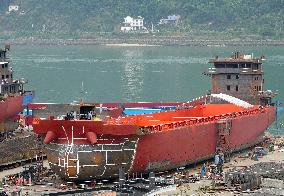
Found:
[6,75,9,79]
[215,64,225,68]
[10,85,15,93]
[252,64,259,70]
[240,63,252,68]
[227,85,231,91]
[226,64,238,68]
[236,85,239,91]
[227,75,231,79]
[255,86,262,91]
[236,74,239,79]
[1,75,4,79]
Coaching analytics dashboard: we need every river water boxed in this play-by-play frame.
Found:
[10,45,284,132]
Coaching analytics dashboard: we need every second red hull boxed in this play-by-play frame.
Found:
[0,96,23,131]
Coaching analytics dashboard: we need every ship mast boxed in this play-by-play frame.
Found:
[79,81,87,104]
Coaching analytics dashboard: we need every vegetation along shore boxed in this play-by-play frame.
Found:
[1,36,284,46]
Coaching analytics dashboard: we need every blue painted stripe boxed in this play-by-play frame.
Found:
[22,94,34,106]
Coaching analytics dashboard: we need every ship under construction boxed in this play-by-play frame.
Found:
[31,52,277,180]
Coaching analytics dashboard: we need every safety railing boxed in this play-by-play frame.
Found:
[138,106,266,135]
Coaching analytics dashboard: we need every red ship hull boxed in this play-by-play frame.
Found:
[132,106,275,173]
[33,100,276,180]
[0,96,23,132]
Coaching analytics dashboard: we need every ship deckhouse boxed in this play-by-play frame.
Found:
[0,46,23,96]
[207,52,275,105]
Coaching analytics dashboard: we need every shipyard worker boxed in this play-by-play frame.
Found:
[220,153,224,164]
[73,111,77,119]
[120,103,126,115]
[217,163,223,174]
[201,163,206,177]
[88,111,93,120]
[214,154,220,165]
[217,153,224,174]
[65,111,75,120]
[92,110,97,118]
[65,112,71,120]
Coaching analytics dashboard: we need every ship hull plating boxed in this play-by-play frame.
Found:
[132,107,275,173]
[0,96,23,132]
[45,138,139,180]
[42,106,275,180]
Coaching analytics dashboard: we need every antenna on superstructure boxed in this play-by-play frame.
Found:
[80,81,88,103]
[275,99,284,135]
[5,44,10,51]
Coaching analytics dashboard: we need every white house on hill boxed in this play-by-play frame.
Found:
[121,16,146,32]
[159,15,181,25]
[8,5,19,12]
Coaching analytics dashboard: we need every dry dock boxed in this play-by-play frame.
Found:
[0,134,283,196]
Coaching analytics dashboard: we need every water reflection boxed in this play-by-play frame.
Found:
[121,49,144,102]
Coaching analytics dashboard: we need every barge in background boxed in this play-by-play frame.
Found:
[0,45,33,134]
[0,45,38,166]
[32,52,277,180]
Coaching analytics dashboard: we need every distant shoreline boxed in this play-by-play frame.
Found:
[1,37,284,46]
[104,43,159,47]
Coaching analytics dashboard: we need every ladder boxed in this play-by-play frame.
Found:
[216,119,232,162]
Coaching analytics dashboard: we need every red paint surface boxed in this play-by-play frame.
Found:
[131,106,275,172]
[0,96,23,123]
[32,104,276,173]
[132,123,217,172]
[33,119,138,144]
[28,102,179,109]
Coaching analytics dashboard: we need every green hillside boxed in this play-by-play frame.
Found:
[0,0,283,39]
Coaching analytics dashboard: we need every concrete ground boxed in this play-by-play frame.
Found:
[0,137,283,196]
[160,145,284,195]
[0,160,49,179]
